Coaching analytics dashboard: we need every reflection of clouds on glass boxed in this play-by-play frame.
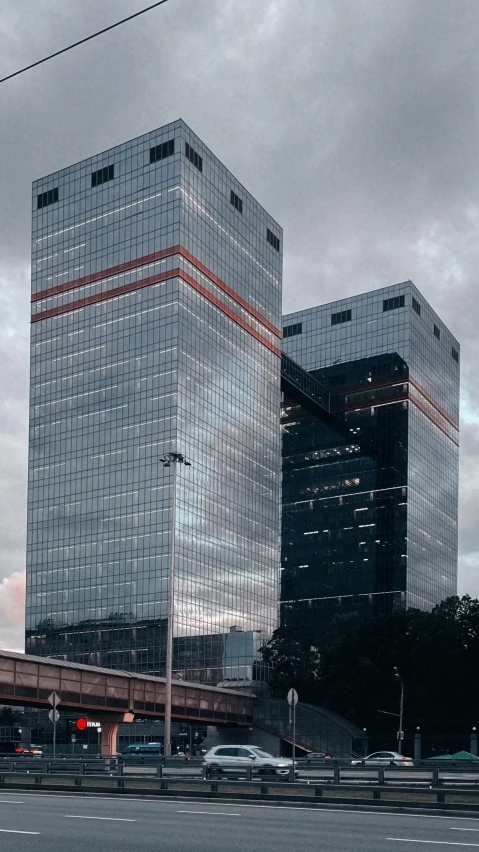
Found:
[283,287,459,618]
[25,120,282,681]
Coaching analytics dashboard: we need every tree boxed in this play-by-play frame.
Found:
[433,595,479,645]
[260,624,321,701]
[260,596,479,736]
[0,706,22,726]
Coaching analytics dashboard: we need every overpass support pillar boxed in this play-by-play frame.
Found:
[101,721,119,756]
[89,713,135,757]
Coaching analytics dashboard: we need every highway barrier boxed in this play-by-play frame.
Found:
[2,758,479,786]
[1,771,479,811]
[1,761,479,812]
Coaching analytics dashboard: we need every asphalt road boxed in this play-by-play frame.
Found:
[1,791,479,851]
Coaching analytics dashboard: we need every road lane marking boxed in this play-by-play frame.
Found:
[177,810,241,816]
[66,815,136,822]
[0,829,40,835]
[453,831,479,833]
[209,804,479,821]
[0,801,24,804]
[6,791,479,823]
[387,839,479,846]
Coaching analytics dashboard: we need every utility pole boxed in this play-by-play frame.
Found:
[394,667,404,755]
[160,452,191,758]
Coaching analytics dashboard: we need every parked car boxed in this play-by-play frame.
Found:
[303,752,333,764]
[351,751,414,767]
[119,742,163,760]
[0,742,24,756]
[203,745,296,777]
[24,745,43,757]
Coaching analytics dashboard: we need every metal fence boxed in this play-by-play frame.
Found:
[2,757,479,785]
[2,765,479,812]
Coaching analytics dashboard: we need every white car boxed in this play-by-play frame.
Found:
[203,745,295,777]
[351,751,414,767]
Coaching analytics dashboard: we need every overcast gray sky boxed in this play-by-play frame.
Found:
[1,0,478,650]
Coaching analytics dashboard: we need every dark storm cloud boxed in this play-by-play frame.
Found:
[1,0,478,647]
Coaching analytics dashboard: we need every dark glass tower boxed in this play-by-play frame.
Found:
[26,120,283,681]
[281,281,459,626]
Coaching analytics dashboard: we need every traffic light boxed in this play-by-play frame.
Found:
[74,718,88,731]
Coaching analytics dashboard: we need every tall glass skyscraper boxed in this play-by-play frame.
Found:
[27,120,283,681]
[281,281,459,624]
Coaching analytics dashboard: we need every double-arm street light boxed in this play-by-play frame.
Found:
[160,451,191,758]
[393,666,404,755]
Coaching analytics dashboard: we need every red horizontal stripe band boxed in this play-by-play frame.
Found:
[338,375,459,432]
[177,246,280,337]
[32,245,281,338]
[32,267,177,320]
[31,267,282,358]
[410,394,459,446]
[409,375,459,431]
[31,245,179,302]
[178,269,281,357]
[334,392,458,446]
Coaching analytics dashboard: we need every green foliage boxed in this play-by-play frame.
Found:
[260,596,479,734]
[261,624,321,701]
[0,706,22,726]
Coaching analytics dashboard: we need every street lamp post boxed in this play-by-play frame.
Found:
[160,451,191,758]
[393,666,404,755]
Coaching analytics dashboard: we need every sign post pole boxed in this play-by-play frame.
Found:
[293,695,296,777]
[48,692,60,760]
[287,688,298,782]
[54,693,57,760]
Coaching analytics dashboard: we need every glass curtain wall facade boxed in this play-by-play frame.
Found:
[27,120,282,682]
[282,281,459,621]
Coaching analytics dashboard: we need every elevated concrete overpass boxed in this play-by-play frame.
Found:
[0,650,253,753]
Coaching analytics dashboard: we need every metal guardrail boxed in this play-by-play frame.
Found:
[1,770,479,811]
[2,758,479,786]
[0,754,204,771]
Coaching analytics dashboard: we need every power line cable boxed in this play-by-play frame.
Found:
[0,0,171,85]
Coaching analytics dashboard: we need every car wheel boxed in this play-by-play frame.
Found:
[261,765,276,776]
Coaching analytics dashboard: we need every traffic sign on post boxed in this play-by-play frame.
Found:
[287,688,298,707]
[47,692,60,759]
